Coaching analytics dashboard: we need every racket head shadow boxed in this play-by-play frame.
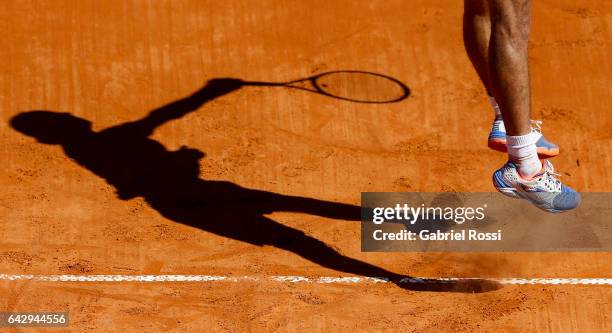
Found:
[308,70,410,104]
[244,70,410,104]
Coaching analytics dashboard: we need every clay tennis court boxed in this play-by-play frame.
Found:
[1,0,610,331]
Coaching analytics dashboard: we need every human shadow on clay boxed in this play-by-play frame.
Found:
[11,76,499,293]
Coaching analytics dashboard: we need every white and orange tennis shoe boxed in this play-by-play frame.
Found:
[488,118,560,158]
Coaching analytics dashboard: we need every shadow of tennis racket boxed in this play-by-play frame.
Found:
[244,70,410,104]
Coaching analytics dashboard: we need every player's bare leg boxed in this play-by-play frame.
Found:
[463,0,559,157]
[488,0,532,137]
[464,0,493,97]
[487,0,579,212]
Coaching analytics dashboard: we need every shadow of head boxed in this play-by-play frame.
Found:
[10,111,92,144]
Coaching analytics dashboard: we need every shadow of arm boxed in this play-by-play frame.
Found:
[120,78,244,136]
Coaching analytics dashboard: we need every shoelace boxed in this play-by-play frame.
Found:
[531,120,543,133]
[538,162,563,191]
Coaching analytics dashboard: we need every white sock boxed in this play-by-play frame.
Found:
[489,96,502,117]
[506,131,542,179]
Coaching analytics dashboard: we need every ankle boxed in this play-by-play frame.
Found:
[507,132,542,179]
[515,159,542,179]
[488,96,502,117]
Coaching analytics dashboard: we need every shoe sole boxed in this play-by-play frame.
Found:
[493,185,566,213]
[494,186,522,199]
[488,139,560,159]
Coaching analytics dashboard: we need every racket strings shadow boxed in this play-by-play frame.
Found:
[244,70,411,104]
[10,75,498,293]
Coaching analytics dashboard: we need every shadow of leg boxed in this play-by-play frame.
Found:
[256,216,502,293]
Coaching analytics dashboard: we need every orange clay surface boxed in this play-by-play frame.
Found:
[0,0,610,331]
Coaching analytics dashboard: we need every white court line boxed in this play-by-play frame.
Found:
[0,274,610,285]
